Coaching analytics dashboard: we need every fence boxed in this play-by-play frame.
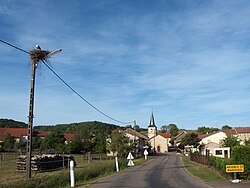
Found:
[190,152,209,165]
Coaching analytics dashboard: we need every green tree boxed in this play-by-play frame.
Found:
[197,126,219,134]
[95,133,107,153]
[180,132,200,149]
[161,124,179,136]
[40,132,66,152]
[231,145,250,179]
[221,134,240,150]
[3,133,15,151]
[221,125,232,130]
[108,130,131,158]
[244,139,250,146]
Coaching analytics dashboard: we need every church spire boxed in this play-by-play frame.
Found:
[148,113,156,127]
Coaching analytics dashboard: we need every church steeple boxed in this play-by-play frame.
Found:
[148,113,157,138]
[148,113,156,128]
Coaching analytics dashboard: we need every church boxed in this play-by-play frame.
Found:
[148,113,171,153]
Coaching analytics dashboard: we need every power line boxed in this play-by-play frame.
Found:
[0,39,134,125]
[0,39,29,54]
[41,60,133,124]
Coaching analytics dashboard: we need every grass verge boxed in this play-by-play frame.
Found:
[181,155,226,183]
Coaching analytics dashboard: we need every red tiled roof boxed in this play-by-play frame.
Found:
[235,127,250,133]
[0,128,27,141]
[34,131,49,137]
[221,129,237,135]
[158,132,171,138]
[198,132,216,139]
[64,134,76,141]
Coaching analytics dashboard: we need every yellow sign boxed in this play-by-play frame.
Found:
[226,165,244,173]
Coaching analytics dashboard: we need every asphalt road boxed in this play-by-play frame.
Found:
[84,153,212,188]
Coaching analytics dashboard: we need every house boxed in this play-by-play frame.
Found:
[174,131,187,147]
[0,128,28,143]
[198,130,236,158]
[235,127,250,142]
[122,128,148,155]
[147,113,171,153]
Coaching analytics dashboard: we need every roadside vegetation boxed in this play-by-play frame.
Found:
[181,155,226,182]
[0,153,148,188]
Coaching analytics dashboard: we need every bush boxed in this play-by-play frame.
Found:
[209,156,231,177]
[231,145,250,179]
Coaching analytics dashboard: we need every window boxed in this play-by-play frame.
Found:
[215,150,222,155]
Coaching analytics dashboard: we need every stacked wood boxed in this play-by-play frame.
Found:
[16,154,76,172]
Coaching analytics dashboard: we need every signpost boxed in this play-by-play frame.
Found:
[143,146,149,160]
[127,152,134,167]
[226,164,244,183]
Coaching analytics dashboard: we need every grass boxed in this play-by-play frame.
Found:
[181,155,226,182]
[0,153,150,188]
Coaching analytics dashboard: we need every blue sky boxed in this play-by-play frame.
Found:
[1,0,250,129]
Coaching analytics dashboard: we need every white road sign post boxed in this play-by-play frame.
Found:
[127,152,134,167]
[70,160,75,187]
[115,156,119,172]
[144,149,148,160]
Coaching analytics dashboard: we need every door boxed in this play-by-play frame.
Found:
[157,145,161,152]
[224,150,228,158]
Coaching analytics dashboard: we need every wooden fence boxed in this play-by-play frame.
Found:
[190,152,209,165]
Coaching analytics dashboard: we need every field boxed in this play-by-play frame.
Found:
[0,152,146,188]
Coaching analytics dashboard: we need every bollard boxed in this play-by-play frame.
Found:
[115,157,119,172]
[70,160,75,187]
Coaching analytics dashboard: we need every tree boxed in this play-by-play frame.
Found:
[108,130,131,158]
[40,132,66,152]
[221,125,232,130]
[95,133,107,153]
[197,126,219,134]
[2,133,15,151]
[161,124,179,136]
[180,132,200,149]
[221,134,240,150]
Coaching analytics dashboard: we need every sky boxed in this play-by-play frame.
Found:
[1,0,250,130]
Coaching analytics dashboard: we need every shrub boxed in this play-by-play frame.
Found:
[231,145,250,179]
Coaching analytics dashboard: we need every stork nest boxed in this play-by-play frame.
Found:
[29,49,50,63]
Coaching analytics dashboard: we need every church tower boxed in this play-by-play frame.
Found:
[148,113,157,138]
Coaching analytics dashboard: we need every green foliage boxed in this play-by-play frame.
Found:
[34,121,120,135]
[231,145,250,179]
[221,125,232,130]
[95,133,107,153]
[108,130,131,158]
[209,156,231,177]
[0,119,27,128]
[2,133,15,151]
[161,123,179,136]
[180,132,200,149]
[244,139,250,146]
[221,135,240,151]
[40,132,66,152]
[197,126,219,134]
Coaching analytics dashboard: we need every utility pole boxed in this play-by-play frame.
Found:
[26,45,61,179]
[26,57,37,179]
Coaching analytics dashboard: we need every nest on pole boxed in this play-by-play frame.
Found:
[29,49,50,63]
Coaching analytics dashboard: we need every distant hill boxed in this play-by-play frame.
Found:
[0,119,27,128]
[34,121,121,135]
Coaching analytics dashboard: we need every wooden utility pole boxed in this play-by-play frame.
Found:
[26,58,37,179]
[25,46,61,179]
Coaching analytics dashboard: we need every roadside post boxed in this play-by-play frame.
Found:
[226,164,244,183]
[144,149,148,160]
[127,152,134,167]
[115,156,119,172]
[143,146,149,160]
[70,160,75,187]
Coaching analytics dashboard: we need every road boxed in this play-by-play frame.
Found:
[84,153,212,188]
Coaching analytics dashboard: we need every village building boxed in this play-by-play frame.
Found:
[147,113,171,153]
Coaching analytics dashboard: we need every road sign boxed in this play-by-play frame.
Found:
[127,152,134,160]
[144,149,148,156]
[226,165,244,173]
